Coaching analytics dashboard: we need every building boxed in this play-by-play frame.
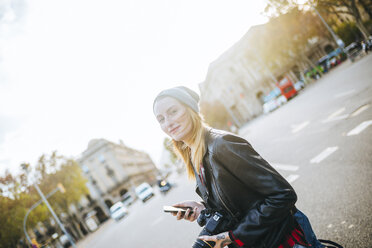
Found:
[74,138,158,225]
[199,24,334,127]
[199,24,283,127]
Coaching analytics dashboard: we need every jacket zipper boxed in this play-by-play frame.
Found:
[210,173,235,219]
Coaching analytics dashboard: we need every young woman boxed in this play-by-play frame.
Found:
[153,86,309,248]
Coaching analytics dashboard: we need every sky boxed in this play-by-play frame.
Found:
[0,0,268,175]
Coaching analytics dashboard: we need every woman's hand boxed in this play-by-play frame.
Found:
[172,201,205,222]
[199,231,232,248]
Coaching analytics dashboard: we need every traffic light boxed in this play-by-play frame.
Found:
[57,183,66,193]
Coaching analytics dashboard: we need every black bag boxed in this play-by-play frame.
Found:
[318,239,343,248]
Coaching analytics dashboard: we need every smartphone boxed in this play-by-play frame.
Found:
[163,206,193,214]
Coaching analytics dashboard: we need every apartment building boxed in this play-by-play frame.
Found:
[75,138,158,225]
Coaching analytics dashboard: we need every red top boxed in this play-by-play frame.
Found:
[229,223,309,248]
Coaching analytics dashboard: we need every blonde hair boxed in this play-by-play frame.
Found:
[171,107,208,180]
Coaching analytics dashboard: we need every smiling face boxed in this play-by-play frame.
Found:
[154,97,193,143]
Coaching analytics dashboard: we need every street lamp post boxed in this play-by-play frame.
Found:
[34,183,77,248]
[311,5,347,53]
[23,184,77,248]
[24,187,59,245]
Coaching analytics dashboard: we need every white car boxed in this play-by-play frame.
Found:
[294,80,305,91]
[263,95,287,114]
[263,99,279,114]
[110,202,128,221]
[135,182,154,202]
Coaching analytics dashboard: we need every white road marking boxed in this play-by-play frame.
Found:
[329,107,346,119]
[291,121,310,133]
[350,104,370,117]
[347,120,372,136]
[334,90,355,98]
[322,108,347,123]
[285,174,299,183]
[151,216,164,226]
[310,147,338,164]
[272,163,299,171]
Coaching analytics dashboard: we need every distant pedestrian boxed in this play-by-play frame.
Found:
[365,39,370,54]
[361,41,367,54]
[31,238,40,248]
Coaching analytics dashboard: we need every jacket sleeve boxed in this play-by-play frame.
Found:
[213,134,297,247]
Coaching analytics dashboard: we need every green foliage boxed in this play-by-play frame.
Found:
[251,7,329,72]
[36,155,89,212]
[0,152,88,247]
[0,196,24,248]
[335,22,363,45]
[266,0,371,39]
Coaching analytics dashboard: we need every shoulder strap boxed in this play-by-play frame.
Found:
[192,163,209,203]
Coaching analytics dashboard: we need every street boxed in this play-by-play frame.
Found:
[77,54,372,248]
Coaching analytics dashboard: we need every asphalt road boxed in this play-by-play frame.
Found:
[77,54,372,248]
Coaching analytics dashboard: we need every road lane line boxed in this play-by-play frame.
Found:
[329,107,346,119]
[334,90,355,98]
[271,163,299,171]
[285,174,299,183]
[291,121,310,133]
[322,108,347,123]
[347,120,372,136]
[349,104,370,117]
[151,216,164,226]
[310,147,338,164]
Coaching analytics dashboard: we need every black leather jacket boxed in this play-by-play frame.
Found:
[196,128,297,248]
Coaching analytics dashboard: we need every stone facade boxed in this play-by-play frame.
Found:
[200,24,280,127]
[199,24,334,128]
[75,138,158,224]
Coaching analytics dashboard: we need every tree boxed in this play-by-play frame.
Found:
[251,7,330,76]
[359,0,372,20]
[0,169,49,248]
[318,0,370,39]
[265,0,371,39]
[335,22,364,45]
[33,152,89,241]
[34,152,89,213]
[0,152,88,248]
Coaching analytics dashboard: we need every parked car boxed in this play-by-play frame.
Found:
[262,88,288,114]
[157,179,172,194]
[121,192,134,207]
[316,47,345,72]
[294,80,305,91]
[110,202,128,221]
[135,182,154,202]
[276,95,287,106]
[345,42,363,62]
[59,235,72,248]
[263,99,279,114]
